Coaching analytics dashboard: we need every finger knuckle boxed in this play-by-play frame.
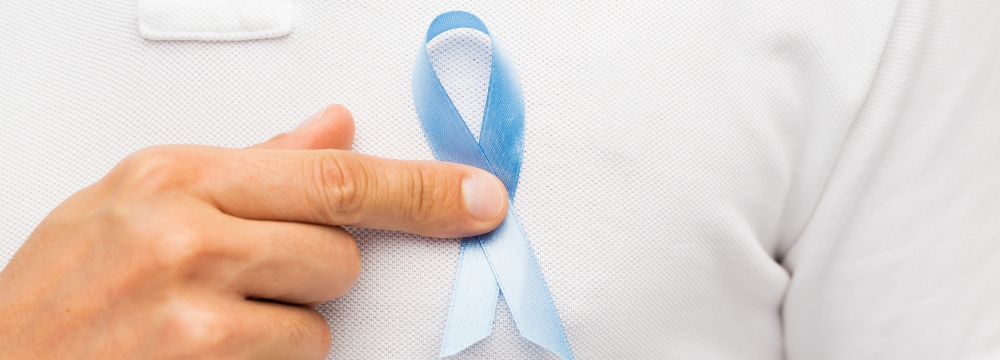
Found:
[310,152,366,223]
[144,219,208,269]
[299,228,362,302]
[271,310,330,354]
[162,302,235,352]
[404,164,440,224]
[116,146,194,198]
[329,230,361,299]
[344,233,362,285]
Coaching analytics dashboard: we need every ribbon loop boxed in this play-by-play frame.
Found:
[412,11,574,360]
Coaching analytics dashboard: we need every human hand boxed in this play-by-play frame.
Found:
[0,105,508,359]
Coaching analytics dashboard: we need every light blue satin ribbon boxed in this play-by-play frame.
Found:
[411,11,574,360]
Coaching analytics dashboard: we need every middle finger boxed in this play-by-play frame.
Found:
[217,214,361,305]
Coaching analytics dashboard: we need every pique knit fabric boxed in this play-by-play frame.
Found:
[136,0,296,41]
[2,1,999,359]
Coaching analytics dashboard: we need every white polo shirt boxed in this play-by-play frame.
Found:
[2,0,999,359]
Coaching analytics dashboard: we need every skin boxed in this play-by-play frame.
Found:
[0,105,508,359]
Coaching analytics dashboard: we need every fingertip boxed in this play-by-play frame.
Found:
[251,104,356,150]
[462,172,508,224]
[324,104,354,150]
[282,104,355,150]
[424,168,507,239]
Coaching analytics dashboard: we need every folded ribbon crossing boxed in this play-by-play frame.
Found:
[411,11,575,360]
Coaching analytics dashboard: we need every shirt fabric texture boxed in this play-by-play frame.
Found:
[1,0,999,359]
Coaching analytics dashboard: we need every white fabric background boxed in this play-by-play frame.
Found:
[1,0,998,359]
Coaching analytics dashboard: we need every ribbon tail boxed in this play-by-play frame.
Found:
[417,11,574,359]
[481,208,575,360]
[439,238,500,357]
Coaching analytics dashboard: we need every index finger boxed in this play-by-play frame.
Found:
[177,146,508,238]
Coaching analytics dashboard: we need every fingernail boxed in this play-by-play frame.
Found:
[294,106,327,131]
[462,174,504,221]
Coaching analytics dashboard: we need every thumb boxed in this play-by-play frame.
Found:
[252,104,355,150]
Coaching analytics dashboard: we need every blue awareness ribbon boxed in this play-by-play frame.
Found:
[411,11,574,360]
